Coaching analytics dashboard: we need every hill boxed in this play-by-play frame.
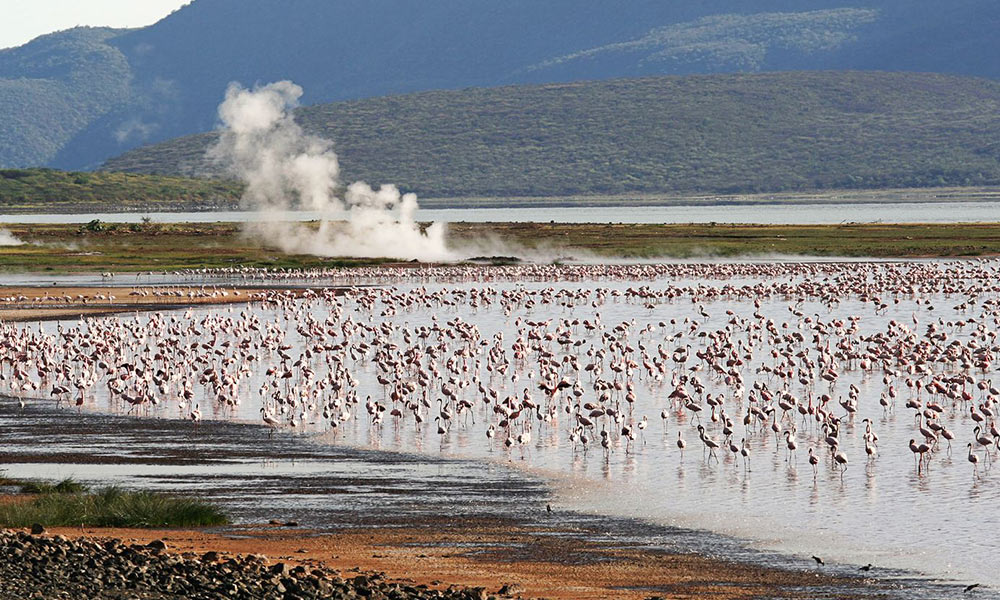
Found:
[0,169,241,213]
[103,72,1000,198]
[0,28,134,168]
[2,0,1000,171]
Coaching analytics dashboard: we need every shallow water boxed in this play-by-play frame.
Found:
[0,401,544,528]
[0,400,967,600]
[2,200,1000,224]
[1,262,998,597]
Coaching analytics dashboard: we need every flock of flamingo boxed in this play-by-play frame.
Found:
[4,259,1000,485]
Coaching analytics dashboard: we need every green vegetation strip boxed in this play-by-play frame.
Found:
[4,164,1000,214]
[1,221,999,273]
[0,478,228,528]
[0,168,242,213]
[0,221,389,272]
[448,222,1000,259]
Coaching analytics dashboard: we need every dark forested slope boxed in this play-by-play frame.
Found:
[104,72,1000,198]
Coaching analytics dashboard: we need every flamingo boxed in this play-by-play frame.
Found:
[968,443,981,479]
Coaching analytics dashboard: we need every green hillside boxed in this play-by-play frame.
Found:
[0,28,135,168]
[0,169,241,212]
[103,72,1000,198]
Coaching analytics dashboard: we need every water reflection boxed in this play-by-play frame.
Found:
[0,265,998,595]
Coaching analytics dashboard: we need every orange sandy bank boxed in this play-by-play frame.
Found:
[36,519,878,600]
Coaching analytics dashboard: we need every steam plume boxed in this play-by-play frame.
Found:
[0,230,24,246]
[209,81,452,261]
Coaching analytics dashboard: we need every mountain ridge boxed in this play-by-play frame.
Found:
[3,0,1000,171]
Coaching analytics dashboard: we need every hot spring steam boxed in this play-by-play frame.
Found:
[209,81,452,261]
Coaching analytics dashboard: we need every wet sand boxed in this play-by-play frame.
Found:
[0,284,283,321]
[34,520,877,600]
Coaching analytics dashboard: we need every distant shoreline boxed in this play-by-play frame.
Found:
[416,186,1000,210]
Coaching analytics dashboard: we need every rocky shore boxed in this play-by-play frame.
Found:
[0,530,503,600]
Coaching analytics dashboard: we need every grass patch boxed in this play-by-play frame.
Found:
[0,168,241,213]
[0,485,229,528]
[2,220,1000,272]
[18,477,88,495]
[0,222,399,272]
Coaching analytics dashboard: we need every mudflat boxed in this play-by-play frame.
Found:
[18,519,881,600]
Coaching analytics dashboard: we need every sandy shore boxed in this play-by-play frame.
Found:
[0,284,289,321]
[35,519,879,600]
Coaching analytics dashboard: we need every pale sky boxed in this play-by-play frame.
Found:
[0,0,191,49]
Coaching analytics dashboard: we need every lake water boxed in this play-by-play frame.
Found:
[0,262,996,598]
[1,200,999,224]
[1,400,938,599]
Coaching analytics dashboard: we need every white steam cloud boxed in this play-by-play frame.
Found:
[0,230,24,246]
[209,81,453,261]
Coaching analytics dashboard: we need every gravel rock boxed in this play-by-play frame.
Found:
[0,530,511,599]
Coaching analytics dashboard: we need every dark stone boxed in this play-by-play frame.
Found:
[465,587,488,600]
[29,524,45,535]
[0,530,514,600]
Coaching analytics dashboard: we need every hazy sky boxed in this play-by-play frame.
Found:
[0,0,191,49]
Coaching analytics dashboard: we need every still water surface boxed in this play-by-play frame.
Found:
[1,200,999,224]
